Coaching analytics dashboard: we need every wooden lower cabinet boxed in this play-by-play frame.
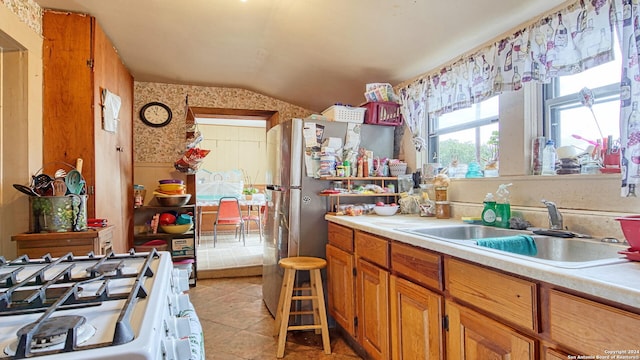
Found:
[445,300,536,360]
[357,257,390,360]
[326,244,356,337]
[545,348,570,360]
[390,275,443,360]
[548,289,640,355]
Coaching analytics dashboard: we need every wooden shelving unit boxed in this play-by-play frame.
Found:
[319,176,399,213]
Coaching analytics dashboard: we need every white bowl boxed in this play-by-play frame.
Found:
[373,205,399,216]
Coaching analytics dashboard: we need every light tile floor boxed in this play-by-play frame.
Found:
[190,276,363,359]
[197,230,264,271]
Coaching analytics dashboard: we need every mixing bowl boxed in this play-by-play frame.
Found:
[373,205,399,216]
[615,215,640,249]
[160,223,192,234]
[155,194,191,207]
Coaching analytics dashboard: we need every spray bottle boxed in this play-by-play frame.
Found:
[495,183,512,228]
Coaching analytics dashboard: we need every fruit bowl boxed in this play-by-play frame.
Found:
[373,205,399,216]
[160,223,192,234]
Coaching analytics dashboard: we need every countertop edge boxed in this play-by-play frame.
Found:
[326,214,640,310]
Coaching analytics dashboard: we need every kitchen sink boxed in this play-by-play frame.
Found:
[396,225,627,268]
[401,225,525,240]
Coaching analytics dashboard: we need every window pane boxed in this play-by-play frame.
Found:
[437,122,499,175]
[556,101,620,149]
[437,96,499,130]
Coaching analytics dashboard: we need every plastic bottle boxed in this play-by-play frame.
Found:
[541,139,557,176]
[495,183,512,228]
[481,193,497,226]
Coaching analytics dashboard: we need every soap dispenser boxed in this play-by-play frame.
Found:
[495,183,513,228]
[481,193,497,226]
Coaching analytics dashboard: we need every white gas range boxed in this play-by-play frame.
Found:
[0,250,203,360]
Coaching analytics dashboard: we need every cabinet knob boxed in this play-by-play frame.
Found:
[116,146,124,152]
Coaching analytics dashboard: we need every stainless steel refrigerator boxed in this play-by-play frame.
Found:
[262,117,394,317]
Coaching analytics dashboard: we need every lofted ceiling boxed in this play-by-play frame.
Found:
[34,0,567,112]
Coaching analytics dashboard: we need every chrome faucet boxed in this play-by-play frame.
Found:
[541,199,563,230]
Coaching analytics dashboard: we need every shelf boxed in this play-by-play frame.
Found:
[320,176,398,181]
[133,205,197,286]
[133,231,195,241]
[319,176,399,213]
[319,192,399,197]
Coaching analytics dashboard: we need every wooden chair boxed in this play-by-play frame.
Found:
[213,197,245,247]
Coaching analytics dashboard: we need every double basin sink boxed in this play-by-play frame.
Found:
[397,225,627,268]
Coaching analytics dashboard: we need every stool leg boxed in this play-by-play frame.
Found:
[273,268,289,336]
[310,271,321,335]
[276,268,296,358]
[311,269,331,355]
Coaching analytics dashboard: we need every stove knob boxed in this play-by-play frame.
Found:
[161,338,192,360]
[168,293,191,316]
[171,268,190,293]
[164,316,191,338]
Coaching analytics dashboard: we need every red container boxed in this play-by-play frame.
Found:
[362,102,403,126]
[615,215,640,249]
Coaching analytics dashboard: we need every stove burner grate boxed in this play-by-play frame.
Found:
[17,315,86,348]
[4,315,96,357]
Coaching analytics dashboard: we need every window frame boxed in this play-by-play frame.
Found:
[427,99,499,166]
[543,82,620,145]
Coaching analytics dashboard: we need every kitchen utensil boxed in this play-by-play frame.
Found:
[75,158,83,174]
[532,229,575,238]
[54,169,67,178]
[65,169,85,195]
[31,173,54,194]
[52,179,67,196]
[13,184,39,196]
[571,134,598,146]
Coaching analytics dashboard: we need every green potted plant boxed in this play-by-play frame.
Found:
[242,169,259,200]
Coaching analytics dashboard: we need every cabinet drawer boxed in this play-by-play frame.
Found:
[328,222,354,252]
[391,241,442,291]
[445,258,538,332]
[355,231,389,269]
[549,290,640,354]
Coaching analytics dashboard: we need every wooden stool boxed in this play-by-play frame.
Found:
[274,256,331,358]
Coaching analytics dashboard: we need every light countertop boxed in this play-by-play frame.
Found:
[325,214,640,310]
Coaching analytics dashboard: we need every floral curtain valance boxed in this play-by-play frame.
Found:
[399,0,615,120]
[397,0,615,154]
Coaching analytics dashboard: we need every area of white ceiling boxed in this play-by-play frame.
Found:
[34,0,568,112]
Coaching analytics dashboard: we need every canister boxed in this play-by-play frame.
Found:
[435,187,448,201]
[435,201,451,219]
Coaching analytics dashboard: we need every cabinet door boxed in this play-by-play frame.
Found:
[446,300,536,360]
[326,244,356,336]
[357,257,389,360]
[390,275,443,360]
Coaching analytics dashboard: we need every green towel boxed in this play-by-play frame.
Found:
[476,235,538,256]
